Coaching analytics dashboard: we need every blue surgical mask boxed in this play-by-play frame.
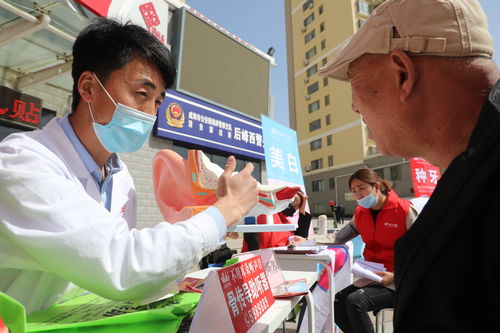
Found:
[88,74,156,153]
[357,191,378,209]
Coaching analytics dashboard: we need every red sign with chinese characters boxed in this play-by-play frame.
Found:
[0,85,43,129]
[75,0,167,45]
[409,158,441,197]
[139,2,165,44]
[218,256,275,332]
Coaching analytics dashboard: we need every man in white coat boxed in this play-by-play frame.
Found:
[0,18,258,315]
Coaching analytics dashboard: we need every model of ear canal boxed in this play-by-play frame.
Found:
[152,149,300,224]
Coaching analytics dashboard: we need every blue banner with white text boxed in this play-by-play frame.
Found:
[261,115,304,186]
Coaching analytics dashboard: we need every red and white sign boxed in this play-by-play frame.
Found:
[189,256,275,333]
[75,0,169,45]
[409,157,441,197]
[219,256,274,332]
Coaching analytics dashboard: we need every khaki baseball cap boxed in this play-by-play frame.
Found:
[320,0,494,81]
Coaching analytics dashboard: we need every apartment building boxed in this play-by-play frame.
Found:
[285,0,414,215]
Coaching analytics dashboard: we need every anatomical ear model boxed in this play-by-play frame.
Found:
[152,149,300,226]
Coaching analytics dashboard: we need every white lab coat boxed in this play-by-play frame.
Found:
[0,118,224,314]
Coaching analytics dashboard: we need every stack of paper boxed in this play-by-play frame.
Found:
[352,259,386,283]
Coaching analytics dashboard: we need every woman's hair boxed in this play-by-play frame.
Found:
[348,168,392,195]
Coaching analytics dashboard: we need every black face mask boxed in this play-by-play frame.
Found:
[281,204,296,217]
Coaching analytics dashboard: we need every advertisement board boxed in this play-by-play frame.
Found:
[0,85,43,129]
[409,157,441,197]
[261,115,304,186]
[155,89,264,160]
[75,0,169,45]
[177,8,270,119]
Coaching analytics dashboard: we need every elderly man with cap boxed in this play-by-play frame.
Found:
[320,0,500,331]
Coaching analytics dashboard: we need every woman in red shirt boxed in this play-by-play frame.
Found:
[242,191,311,251]
[324,168,418,333]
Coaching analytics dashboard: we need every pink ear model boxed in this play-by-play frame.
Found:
[152,150,218,222]
[152,149,300,224]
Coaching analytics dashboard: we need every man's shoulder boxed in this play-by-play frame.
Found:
[0,119,69,169]
[0,128,46,151]
[1,118,61,147]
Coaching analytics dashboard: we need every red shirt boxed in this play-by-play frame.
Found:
[241,213,292,252]
[355,190,410,271]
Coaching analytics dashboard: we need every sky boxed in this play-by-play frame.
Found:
[186,0,500,128]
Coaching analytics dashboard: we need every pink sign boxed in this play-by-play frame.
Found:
[409,158,441,197]
[218,256,275,332]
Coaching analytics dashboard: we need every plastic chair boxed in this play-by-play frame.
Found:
[374,308,393,333]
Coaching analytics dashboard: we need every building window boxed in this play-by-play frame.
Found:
[312,203,327,214]
[304,13,314,27]
[320,22,325,32]
[303,0,314,11]
[325,114,331,126]
[319,5,323,15]
[391,165,402,181]
[357,0,371,15]
[307,82,319,94]
[306,64,318,77]
[327,134,332,145]
[312,179,325,192]
[323,77,329,87]
[309,118,321,131]
[374,168,384,179]
[328,155,334,167]
[321,39,326,50]
[308,100,320,113]
[322,57,327,65]
[329,177,336,190]
[310,138,322,151]
[311,158,323,170]
[325,94,330,105]
[357,18,367,28]
[305,29,316,43]
[305,46,317,59]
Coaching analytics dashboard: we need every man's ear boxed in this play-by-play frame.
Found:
[77,71,96,103]
[389,49,417,103]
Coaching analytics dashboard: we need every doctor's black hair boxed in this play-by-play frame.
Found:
[71,17,176,112]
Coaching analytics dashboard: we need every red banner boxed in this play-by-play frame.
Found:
[75,0,168,45]
[75,0,112,17]
[218,256,275,332]
[409,158,441,197]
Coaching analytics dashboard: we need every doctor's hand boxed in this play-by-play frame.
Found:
[214,156,258,226]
